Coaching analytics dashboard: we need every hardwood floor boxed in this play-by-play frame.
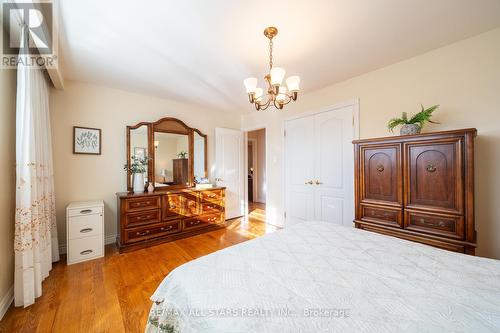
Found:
[0,205,277,333]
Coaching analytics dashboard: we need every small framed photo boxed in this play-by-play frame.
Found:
[134,147,146,159]
[73,126,101,155]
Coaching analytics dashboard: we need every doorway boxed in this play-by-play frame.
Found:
[245,128,267,222]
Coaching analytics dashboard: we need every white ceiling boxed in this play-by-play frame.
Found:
[58,0,500,113]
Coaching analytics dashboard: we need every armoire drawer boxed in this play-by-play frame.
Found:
[123,221,181,244]
[124,209,161,228]
[360,205,402,228]
[125,196,161,212]
[404,211,464,240]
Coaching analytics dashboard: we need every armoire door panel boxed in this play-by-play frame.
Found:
[405,139,463,214]
[360,144,402,206]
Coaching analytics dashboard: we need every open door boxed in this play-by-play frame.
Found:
[215,128,244,219]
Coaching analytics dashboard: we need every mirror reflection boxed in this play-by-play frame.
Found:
[154,132,189,187]
[129,125,149,186]
[193,131,206,182]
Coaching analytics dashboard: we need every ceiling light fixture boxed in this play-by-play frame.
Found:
[243,27,300,111]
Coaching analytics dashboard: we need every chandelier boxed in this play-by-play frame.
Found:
[243,27,300,111]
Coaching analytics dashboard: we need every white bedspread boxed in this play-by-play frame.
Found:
[146,221,500,333]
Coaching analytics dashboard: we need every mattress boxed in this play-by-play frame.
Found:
[145,221,500,332]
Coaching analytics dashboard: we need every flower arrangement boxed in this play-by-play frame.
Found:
[123,155,149,174]
[177,151,188,159]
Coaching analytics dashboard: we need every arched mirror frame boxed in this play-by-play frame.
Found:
[126,117,208,192]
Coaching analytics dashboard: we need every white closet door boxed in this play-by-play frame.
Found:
[285,116,315,225]
[313,105,355,225]
[215,128,244,219]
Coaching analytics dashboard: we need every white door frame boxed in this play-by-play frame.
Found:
[242,124,268,218]
[282,98,360,226]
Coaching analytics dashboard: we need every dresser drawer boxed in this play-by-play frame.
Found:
[68,206,103,217]
[68,213,103,240]
[125,196,161,212]
[67,235,104,265]
[201,201,223,214]
[183,217,209,230]
[360,205,402,228]
[123,221,181,244]
[124,209,161,228]
[404,211,464,240]
[163,194,183,220]
[200,189,224,203]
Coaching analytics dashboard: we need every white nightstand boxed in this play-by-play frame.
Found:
[66,200,104,265]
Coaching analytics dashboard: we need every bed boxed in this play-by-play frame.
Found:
[145,221,500,332]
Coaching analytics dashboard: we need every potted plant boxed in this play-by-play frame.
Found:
[388,104,439,135]
[177,151,188,159]
[124,155,149,193]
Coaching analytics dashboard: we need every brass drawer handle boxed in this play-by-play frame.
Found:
[136,230,150,236]
[419,218,446,227]
[426,164,436,172]
[80,228,93,233]
[191,220,201,225]
[80,209,92,214]
[376,165,384,172]
[80,249,93,255]
[161,225,174,231]
[170,205,177,209]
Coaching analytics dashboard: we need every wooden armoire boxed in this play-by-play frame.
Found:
[353,129,476,254]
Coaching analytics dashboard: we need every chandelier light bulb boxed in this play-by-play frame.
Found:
[286,76,300,92]
[243,78,258,93]
[270,67,286,86]
[276,86,287,103]
[254,88,264,102]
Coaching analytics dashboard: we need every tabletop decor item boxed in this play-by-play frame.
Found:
[123,155,149,193]
[387,104,439,135]
[177,151,188,158]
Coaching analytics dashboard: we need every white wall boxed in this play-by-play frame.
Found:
[50,81,241,250]
[241,28,500,259]
[0,64,16,312]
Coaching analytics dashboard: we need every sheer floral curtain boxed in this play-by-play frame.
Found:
[14,25,60,308]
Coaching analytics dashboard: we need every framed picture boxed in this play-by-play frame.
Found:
[133,147,146,159]
[73,126,101,155]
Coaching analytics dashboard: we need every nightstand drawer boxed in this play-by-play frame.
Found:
[68,213,103,240]
[68,206,103,217]
[67,235,104,265]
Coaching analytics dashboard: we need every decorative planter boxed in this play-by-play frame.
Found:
[133,173,145,193]
[400,124,421,135]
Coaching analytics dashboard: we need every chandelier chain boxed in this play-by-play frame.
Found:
[269,38,273,70]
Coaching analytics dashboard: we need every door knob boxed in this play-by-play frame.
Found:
[315,180,323,185]
[215,177,224,182]
[305,180,313,185]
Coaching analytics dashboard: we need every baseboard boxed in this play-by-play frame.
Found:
[59,234,117,255]
[0,285,14,320]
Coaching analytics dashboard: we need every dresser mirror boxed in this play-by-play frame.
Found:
[126,117,207,191]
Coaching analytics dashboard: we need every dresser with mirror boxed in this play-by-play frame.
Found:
[117,117,225,252]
